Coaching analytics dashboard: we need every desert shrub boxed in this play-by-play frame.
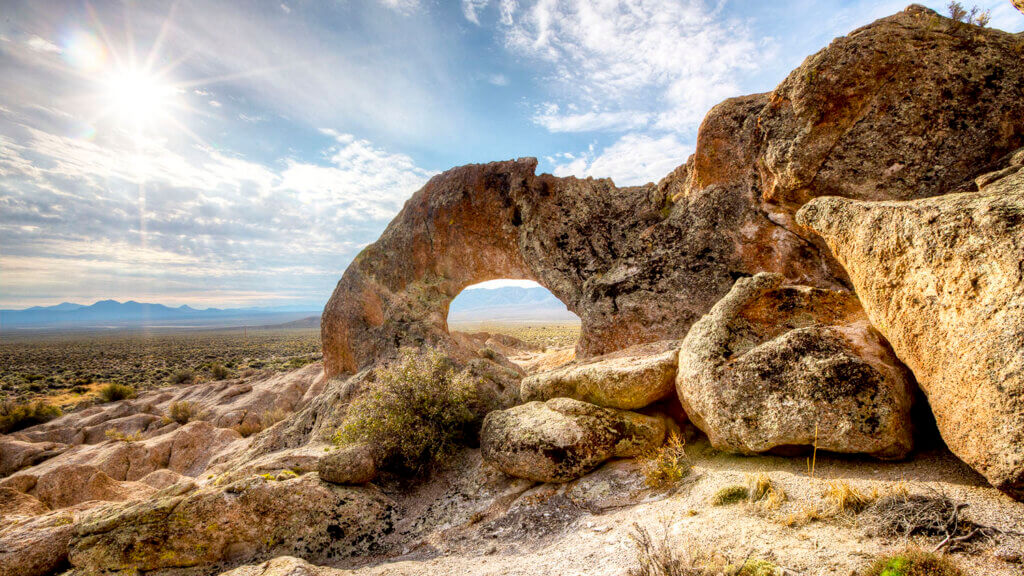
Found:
[169,369,194,385]
[209,363,231,380]
[104,429,142,442]
[862,549,965,576]
[638,433,690,488]
[232,407,289,437]
[168,401,200,424]
[333,348,482,474]
[947,2,991,27]
[0,399,62,433]
[711,485,749,506]
[98,382,136,403]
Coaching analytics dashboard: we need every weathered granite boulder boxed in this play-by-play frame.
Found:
[796,162,1024,498]
[0,437,68,477]
[321,6,1024,378]
[317,443,377,485]
[520,340,679,410]
[68,474,396,574]
[677,273,915,459]
[0,509,78,576]
[480,398,665,483]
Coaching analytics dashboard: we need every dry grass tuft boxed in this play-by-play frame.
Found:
[822,479,877,515]
[746,473,786,512]
[628,523,779,576]
[779,502,823,528]
[861,548,966,576]
[639,434,690,489]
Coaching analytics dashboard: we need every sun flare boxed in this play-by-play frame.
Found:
[103,68,176,135]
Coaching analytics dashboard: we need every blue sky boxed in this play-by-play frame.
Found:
[0,0,1020,309]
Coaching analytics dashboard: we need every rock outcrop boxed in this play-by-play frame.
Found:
[68,475,395,574]
[796,159,1024,497]
[317,443,377,485]
[677,273,915,459]
[480,398,665,483]
[520,340,679,410]
[321,5,1024,378]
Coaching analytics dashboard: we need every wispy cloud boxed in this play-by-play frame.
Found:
[551,133,692,186]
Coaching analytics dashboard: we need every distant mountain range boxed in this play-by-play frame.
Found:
[447,287,578,323]
[0,300,321,330]
[0,287,576,331]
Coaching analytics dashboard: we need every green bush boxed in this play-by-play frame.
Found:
[862,550,965,576]
[168,401,201,424]
[168,369,194,385]
[98,382,136,403]
[333,348,482,474]
[0,399,62,433]
[209,363,231,380]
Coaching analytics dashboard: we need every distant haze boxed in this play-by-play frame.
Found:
[448,286,578,323]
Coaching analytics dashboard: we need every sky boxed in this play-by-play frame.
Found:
[0,0,1021,310]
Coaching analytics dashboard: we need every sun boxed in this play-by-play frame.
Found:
[103,67,177,136]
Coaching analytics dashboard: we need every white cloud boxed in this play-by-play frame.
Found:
[488,73,509,86]
[378,0,420,14]
[464,279,541,290]
[552,133,692,186]
[280,3,292,14]
[463,0,490,25]
[493,0,763,134]
[26,35,60,53]
[534,104,649,132]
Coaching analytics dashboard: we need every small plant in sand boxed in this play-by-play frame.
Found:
[822,479,878,515]
[98,382,136,403]
[711,485,749,506]
[628,522,780,576]
[638,433,690,489]
[333,347,482,474]
[746,473,787,512]
[862,549,965,576]
[209,363,231,380]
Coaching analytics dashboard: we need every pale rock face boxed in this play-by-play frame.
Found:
[677,273,915,459]
[520,340,679,410]
[317,443,377,485]
[0,510,77,576]
[796,161,1024,498]
[480,398,665,483]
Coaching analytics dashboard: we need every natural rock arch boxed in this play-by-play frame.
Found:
[322,5,1024,378]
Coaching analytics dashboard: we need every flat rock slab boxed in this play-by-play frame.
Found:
[520,340,679,410]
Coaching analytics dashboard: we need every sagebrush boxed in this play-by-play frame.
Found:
[862,549,965,576]
[0,399,61,433]
[98,382,136,403]
[333,348,483,474]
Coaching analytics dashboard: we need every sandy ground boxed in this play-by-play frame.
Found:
[319,437,1024,576]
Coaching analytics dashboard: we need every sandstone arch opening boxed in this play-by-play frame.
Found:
[447,280,580,371]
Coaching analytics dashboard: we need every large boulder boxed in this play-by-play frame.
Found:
[321,6,1024,378]
[676,273,915,459]
[68,474,396,573]
[480,398,665,483]
[0,437,68,477]
[520,340,679,410]
[796,165,1024,498]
